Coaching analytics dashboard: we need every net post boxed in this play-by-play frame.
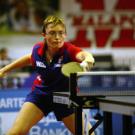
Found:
[69,73,82,135]
[69,73,77,100]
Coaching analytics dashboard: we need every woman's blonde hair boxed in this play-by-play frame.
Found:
[42,15,66,33]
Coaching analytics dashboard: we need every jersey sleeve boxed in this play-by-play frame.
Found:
[30,43,40,67]
[30,44,36,67]
[30,41,45,66]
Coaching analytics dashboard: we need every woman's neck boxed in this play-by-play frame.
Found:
[45,47,59,63]
[47,47,59,57]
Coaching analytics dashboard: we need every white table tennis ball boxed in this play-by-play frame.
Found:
[80,61,88,68]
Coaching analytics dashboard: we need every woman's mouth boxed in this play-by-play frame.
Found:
[53,41,61,44]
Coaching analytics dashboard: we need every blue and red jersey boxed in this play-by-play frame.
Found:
[31,41,82,93]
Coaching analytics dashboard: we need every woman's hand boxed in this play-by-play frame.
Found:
[76,51,95,71]
[80,61,94,71]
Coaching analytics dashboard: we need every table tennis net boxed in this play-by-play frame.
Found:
[75,71,135,96]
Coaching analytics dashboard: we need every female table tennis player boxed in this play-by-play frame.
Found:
[0,15,95,135]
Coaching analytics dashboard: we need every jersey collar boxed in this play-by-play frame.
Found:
[38,41,66,57]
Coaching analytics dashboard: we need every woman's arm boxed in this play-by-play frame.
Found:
[76,51,95,71]
[0,54,31,77]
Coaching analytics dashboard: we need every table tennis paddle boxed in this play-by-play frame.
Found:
[61,62,83,77]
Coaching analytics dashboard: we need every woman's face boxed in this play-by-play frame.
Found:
[43,23,66,49]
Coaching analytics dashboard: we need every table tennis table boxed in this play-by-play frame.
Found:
[53,92,135,135]
[53,71,135,135]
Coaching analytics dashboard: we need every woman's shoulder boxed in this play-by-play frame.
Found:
[64,41,76,48]
[64,42,81,50]
[33,41,44,49]
[32,41,45,56]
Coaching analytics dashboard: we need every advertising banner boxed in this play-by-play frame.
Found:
[0,89,102,135]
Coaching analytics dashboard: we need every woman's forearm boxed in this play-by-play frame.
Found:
[0,54,31,74]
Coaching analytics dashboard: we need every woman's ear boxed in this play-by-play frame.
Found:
[64,33,67,38]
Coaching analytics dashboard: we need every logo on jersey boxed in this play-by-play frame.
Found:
[54,63,62,67]
[54,56,63,67]
[58,56,63,64]
[36,61,46,68]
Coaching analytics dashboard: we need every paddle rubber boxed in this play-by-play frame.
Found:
[61,62,83,77]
